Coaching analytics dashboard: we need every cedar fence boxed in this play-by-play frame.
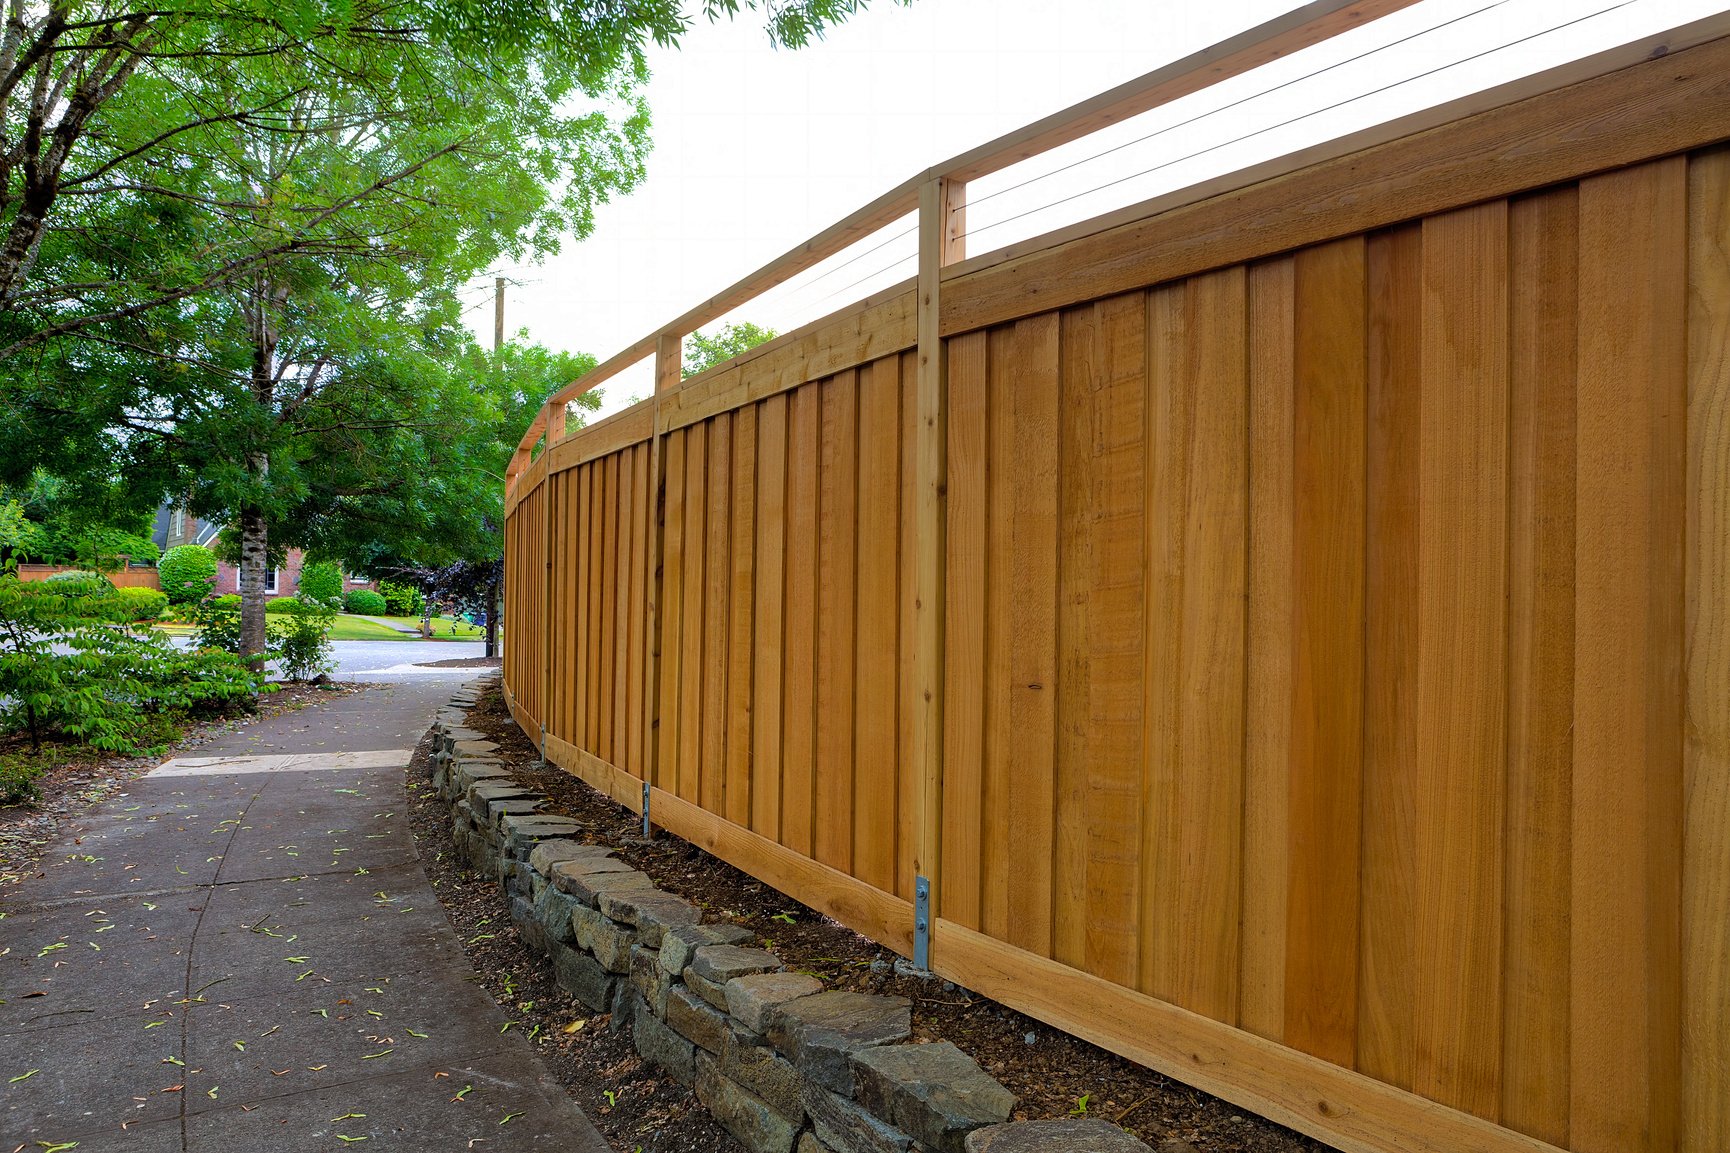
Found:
[501,6,1730,1152]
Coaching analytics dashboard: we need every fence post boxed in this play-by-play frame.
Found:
[912,176,964,969]
[540,426,555,762]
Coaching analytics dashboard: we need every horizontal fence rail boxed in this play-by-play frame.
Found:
[503,13,1730,1153]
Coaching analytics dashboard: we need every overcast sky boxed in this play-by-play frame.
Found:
[472,0,1723,415]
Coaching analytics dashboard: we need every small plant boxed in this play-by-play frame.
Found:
[1069,1094,1090,1116]
[41,570,114,597]
[111,586,168,622]
[344,588,387,615]
[158,545,218,604]
[274,599,336,682]
[264,597,302,614]
[378,580,424,617]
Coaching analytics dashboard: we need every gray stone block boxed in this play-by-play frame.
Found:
[549,858,658,905]
[851,1041,1015,1153]
[611,981,641,1033]
[483,796,545,822]
[452,738,499,757]
[765,991,911,1096]
[552,939,619,1013]
[501,817,586,855]
[597,888,702,945]
[721,1021,805,1122]
[726,971,823,1033]
[634,996,696,1085]
[666,985,731,1054]
[631,945,670,1017]
[963,1119,1154,1153]
[803,1083,914,1153]
[685,968,733,1011]
[798,1134,841,1153]
[696,1052,799,1153]
[660,923,754,977]
[533,883,584,945]
[571,905,636,973]
[529,838,612,875]
[510,895,548,955]
[690,944,782,985]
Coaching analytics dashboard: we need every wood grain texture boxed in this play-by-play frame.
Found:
[782,385,820,855]
[1502,188,1577,1146]
[1006,313,1060,958]
[897,349,920,902]
[753,395,789,840]
[701,414,733,814]
[1412,200,1509,1120]
[658,430,688,790]
[980,326,1015,941]
[1083,291,1147,989]
[816,371,858,873]
[1242,256,1294,1043]
[941,329,989,929]
[1283,236,1365,1068]
[854,357,901,893]
[1571,157,1687,1153]
[678,425,708,803]
[1358,223,1421,1092]
[727,406,758,828]
[1684,144,1730,1153]
[934,920,1571,1153]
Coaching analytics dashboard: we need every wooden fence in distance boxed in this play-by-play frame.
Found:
[503,10,1730,1153]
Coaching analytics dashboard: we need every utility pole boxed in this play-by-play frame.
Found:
[486,276,504,660]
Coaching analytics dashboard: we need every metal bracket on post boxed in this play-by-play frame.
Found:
[538,724,548,767]
[913,875,931,971]
[642,782,652,839]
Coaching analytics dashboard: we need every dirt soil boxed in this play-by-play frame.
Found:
[0,681,374,883]
[411,681,1336,1153]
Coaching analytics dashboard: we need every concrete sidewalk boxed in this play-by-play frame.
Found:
[1,676,609,1152]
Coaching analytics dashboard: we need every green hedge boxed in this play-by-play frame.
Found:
[265,597,302,614]
[343,589,387,615]
[41,570,114,597]
[112,586,168,621]
[298,561,343,606]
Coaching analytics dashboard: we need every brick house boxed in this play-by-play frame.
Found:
[152,505,376,598]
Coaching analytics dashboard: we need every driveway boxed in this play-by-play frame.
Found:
[328,639,490,680]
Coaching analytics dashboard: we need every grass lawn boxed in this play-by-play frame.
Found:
[380,614,484,639]
[326,614,417,641]
[152,613,482,642]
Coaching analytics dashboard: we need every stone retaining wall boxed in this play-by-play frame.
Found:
[428,683,1154,1153]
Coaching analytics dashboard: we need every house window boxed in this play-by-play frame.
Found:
[170,508,185,540]
[238,566,279,594]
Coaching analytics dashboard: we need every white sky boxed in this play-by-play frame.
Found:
[472,0,1725,416]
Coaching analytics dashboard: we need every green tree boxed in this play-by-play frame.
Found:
[0,472,157,570]
[297,561,343,606]
[683,321,779,377]
[158,545,218,603]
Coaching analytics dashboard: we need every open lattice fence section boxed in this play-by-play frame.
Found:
[502,7,1730,1152]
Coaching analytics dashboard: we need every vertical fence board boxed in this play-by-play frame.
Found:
[678,426,708,803]
[981,326,1014,941]
[576,465,592,746]
[1358,222,1421,1091]
[728,407,758,828]
[783,386,820,855]
[659,431,688,789]
[897,349,920,902]
[1176,267,1248,1023]
[1084,291,1147,989]
[1242,256,1294,1043]
[856,359,902,893]
[816,372,859,873]
[1502,187,1577,1146]
[1413,200,1509,1121]
[601,454,619,759]
[1571,157,1686,1153]
[1055,302,1097,972]
[1007,313,1060,958]
[754,396,789,840]
[1283,236,1366,1068]
[703,413,734,814]
[1684,144,1730,1153]
[943,330,989,929]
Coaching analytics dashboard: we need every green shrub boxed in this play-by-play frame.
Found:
[111,586,168,622]
[159,545,217,604]
[265,597,301,614]
[0,575,264,755]
[41,570,114,597]
[344,589,387,615]
[298,561,343,606]
[378,580,424,617]
[211,593,241,608]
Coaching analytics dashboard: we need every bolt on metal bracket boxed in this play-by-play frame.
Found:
[642,781,652,839]
[913,875,931,971]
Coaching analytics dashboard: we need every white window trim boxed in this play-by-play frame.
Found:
[238,566,279,594]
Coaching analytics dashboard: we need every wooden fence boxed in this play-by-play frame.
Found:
[14,563,161,589]
[502,9,1730,1153]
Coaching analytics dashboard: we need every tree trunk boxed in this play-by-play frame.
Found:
[237,502,269,672]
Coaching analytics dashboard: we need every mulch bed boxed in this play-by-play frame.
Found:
[0,681,373,884]
[412,681,1334,1153]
